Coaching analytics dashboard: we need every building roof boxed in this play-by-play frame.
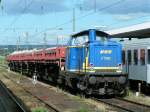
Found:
[106,22,150,38]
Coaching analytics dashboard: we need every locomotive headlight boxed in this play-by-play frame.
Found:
[117,64,122,73]
[89,63,94,70]
[90,66,94,70]
[89,76,97,84]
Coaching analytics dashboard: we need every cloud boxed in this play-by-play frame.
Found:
[81,0,150,14]
[3,0,150,15]
[2,0,70,15]
[114,14,135,21]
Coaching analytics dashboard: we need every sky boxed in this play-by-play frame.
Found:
[0,0,150,45]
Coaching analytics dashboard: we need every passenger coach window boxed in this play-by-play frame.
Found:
[134,50,138,65]
[122,50,125,65]
[140,49,145,65]
[148,49,150,64]
[127,50,131,65]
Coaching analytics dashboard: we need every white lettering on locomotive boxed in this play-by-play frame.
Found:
[100,50,112,54]
[101,57,111,60]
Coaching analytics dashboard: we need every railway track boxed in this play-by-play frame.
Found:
[93,97,150,112]
[1,66,96,112]
[0,80,29,112]
[2,73,62,112]
[0,65,60,111]
[21,87,61,112]
[2,65,150,112]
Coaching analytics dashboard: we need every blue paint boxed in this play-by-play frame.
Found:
[66,29,122,73]
[89,29,96,42]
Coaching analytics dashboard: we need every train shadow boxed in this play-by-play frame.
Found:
[14,71,126,100]
[41,79,116,99]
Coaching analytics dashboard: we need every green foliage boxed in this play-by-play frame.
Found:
[31,107,48,112]
[0,56,6,65]
[78,108,89,112]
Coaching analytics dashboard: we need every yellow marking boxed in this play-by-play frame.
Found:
[83,56,89,70]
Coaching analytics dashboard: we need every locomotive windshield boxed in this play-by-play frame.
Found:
[69,29,110,46]
[70,35,108,46]
[96,35,108,41]
[70,36,89,45]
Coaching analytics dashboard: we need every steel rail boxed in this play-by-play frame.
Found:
[116,97,150,108]
[93,97,150,112]
[21,88,61,112]
[93,97,134,112]
[2,65,150,112]
[0,80,29,112]
[3,74,61,112]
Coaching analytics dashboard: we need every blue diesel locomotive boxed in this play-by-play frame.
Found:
[60,29,128,95]
[7,29,128,96]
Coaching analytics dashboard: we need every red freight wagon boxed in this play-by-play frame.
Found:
[7,47,66,67]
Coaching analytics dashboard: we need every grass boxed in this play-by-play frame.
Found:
[0,55,6,65]
[124,90,150,106]
[77,108,89,112]
[0,66,106,112]
[31,107,48,112]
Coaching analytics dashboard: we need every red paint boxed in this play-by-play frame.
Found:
[7,47,66,66]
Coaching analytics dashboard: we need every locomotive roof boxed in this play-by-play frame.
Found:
[71,29,109,38]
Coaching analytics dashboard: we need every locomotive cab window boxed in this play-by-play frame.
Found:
[134,50,138,65]
[96,35,109,45]
[127,50,131,65]
[71,36,88,45]
[148,49,150,64]
[96,35,108,41]
[140,49,145,65]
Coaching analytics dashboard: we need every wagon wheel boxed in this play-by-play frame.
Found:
[118,86,129,97]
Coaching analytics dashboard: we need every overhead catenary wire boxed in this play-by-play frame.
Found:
[34,0,150,35]
[0,0,21,15]
[10,0,34,26]
[29,0,125,38]
[3,0,150,45]
[108,14,150,30]
[22,0,125,45]
[2,0,149,33]
[1,0,34,34]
